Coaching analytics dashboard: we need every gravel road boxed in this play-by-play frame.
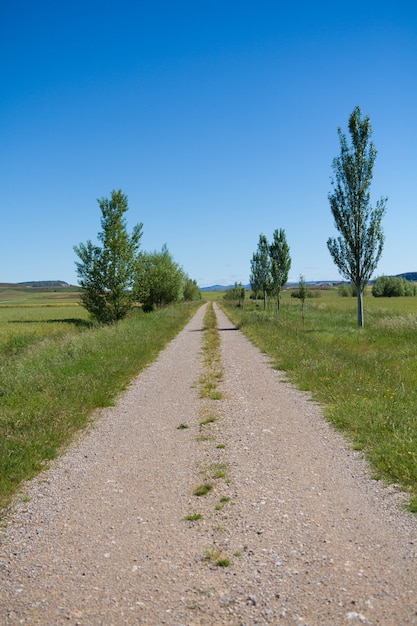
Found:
[1,303,416,625]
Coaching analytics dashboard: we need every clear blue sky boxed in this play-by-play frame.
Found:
[1,1,416,287]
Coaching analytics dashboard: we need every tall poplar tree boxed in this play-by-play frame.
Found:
[249,251,262,307]
[251,234,271,309]
[327,106,387,327]
[269,228,291,313]
[74,189,143,323]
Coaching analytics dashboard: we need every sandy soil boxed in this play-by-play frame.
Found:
[1,302,416,625]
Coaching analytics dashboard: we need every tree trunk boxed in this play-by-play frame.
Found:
[357,287,364,328]
[276,294,280,314]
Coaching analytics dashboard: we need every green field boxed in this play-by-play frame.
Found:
[0,285,89,357]
[220,288,417,512]
[199,290,227,301]
[0,286,201,510]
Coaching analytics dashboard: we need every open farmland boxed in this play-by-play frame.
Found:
[0,285,88,357]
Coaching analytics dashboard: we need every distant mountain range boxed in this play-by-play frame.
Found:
[3,273,417,292]
[200,281,343,291]
[200,273,417,291]
[18,281,71,288]
[397,272,417,282]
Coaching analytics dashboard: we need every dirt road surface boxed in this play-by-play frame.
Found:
[1,303,416,625]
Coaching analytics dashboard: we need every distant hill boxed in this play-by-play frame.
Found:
[200,281,344,291]
[200,284,235,292]
[18,280,71,288]
[200,275,417,291]
[396,272,417,282]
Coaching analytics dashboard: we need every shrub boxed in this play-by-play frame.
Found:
[338,283,356,297]
[372,275,417,297]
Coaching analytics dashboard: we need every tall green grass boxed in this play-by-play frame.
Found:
[0,302,201,509]
[220,292,417,511]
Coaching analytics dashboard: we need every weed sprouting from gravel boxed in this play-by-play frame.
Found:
[184,513,203,521]
[211,464,228,480]
[200,416,217,427]
[203,547,231,567]
[216,558,230,567]
[193,483,213,496]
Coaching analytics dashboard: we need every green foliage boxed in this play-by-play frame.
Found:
[269,229,291,312]
[135,245,184,311]
[327,106,387,327]
[250,230,291,311]
[183,277,201,301]
[74,190,143,323]
[220,294,417,508]
[250,234,271,308]
[291,287,320,298]
[372,275,417,297]
[338,283,357,297]
[223,282,245,306]
[295,274,308,324]
[297,275,308,302]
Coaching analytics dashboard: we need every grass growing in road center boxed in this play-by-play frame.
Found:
[199,302,223,400]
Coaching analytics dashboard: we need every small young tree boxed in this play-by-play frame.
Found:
[74,190,143,323]
[269,228,291,313]
[327,106,387,327]
[238,283,245,307]
[250,252,262,307]
[224,282,245,306]
[298,274,308,325]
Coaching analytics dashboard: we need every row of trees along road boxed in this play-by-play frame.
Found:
[74,190,200,323]
[249,106,387,328]
[250,229,291,312]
